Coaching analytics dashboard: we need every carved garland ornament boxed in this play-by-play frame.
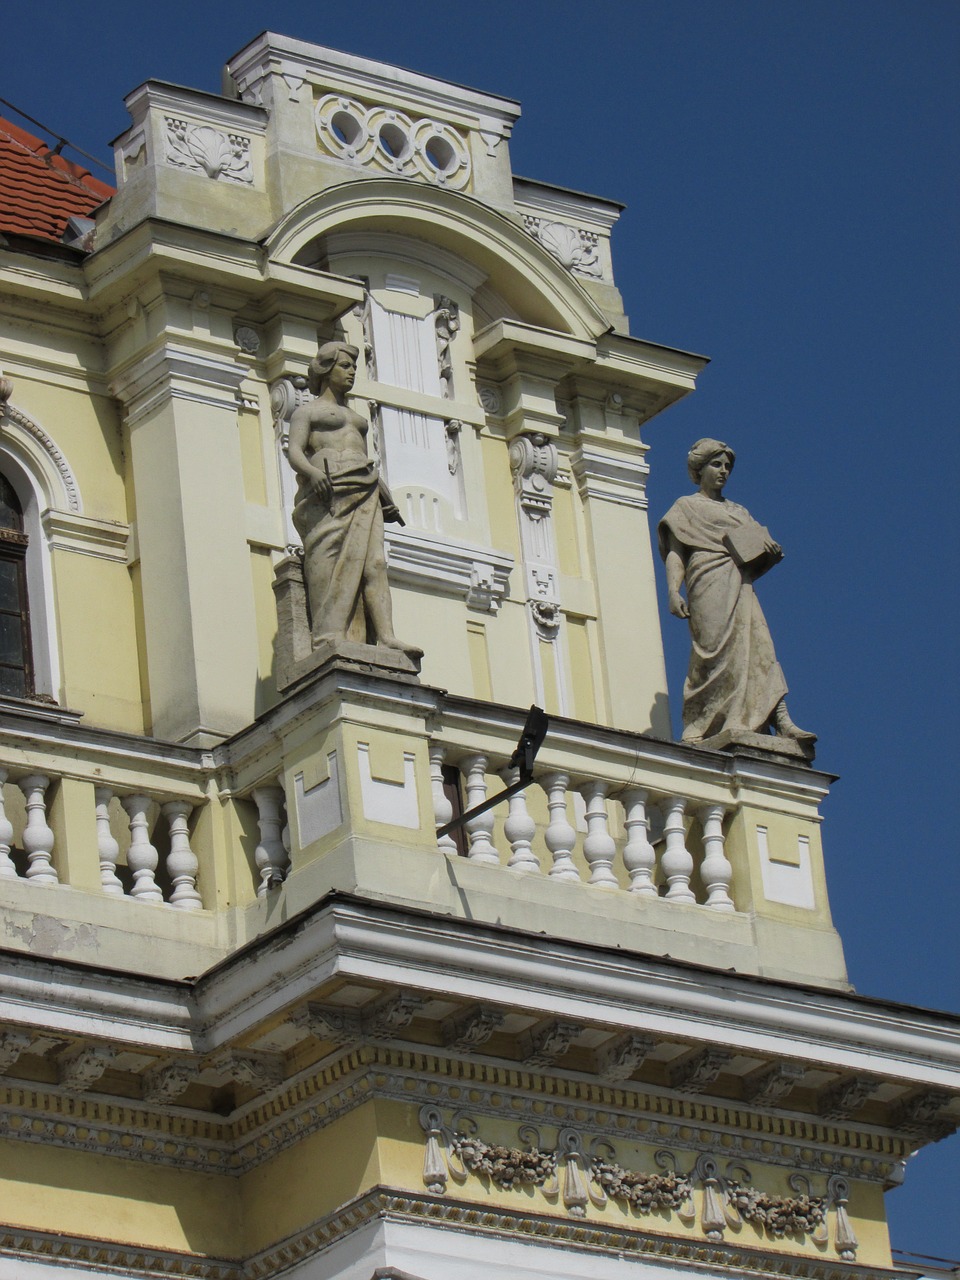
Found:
[418,1109,859,1259]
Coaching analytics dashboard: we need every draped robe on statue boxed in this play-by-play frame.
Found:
[292,454,385,645]
[658,493,787,742]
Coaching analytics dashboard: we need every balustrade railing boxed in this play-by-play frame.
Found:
[0,767,205,910]
[428,745,735,911]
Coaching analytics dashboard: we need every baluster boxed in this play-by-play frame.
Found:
[430,745,457,853]
[540,772,580,881]
[700,803,734,911]
[121,794,162,902]
[460,754,499,865]
[0,769,17,879]
[94,786,123,896]
[252,784,289,896]
[660,796,695,902]
[163,801,202,910]
[579,780,618,889]
[18,774,57,884]
[500,766,539,874]
[620,787,657,897]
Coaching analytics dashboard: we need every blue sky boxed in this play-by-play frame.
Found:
[3,0,958,1262]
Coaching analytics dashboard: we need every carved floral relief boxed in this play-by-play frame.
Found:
[164,118,253,184]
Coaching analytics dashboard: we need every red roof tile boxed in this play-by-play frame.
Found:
[0,116,114,244]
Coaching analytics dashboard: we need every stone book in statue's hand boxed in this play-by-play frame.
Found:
[723,522,783,580]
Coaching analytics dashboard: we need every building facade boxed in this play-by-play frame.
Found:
[0,32,957,1279]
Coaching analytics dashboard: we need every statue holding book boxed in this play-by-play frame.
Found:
[286,341,421,661]
[658,438,815,750]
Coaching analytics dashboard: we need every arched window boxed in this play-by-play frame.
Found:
[0,472,34,698]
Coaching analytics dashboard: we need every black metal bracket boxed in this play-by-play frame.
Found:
[436,704,548,839]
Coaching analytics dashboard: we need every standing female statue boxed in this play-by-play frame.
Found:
[658,439,814,747]
[287,341,421,659]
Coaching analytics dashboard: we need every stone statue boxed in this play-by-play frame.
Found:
[287,342,421,659]
[658,439,815,750]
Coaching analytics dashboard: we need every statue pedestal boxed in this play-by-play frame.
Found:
[272,554,421,692]
[698,729,815,765]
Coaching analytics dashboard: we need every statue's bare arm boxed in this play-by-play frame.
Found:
[663,531,689,619]
[288,406,333,504]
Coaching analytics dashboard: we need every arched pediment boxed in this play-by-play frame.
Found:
[262,179,611,342]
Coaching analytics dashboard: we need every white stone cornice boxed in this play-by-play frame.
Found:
[226,33,521,135]
[190,900,960,1092]
[108,343,247,423]
[41,510,130,562]
[122,80,269,137]
[570,441,650,510]
[385,528,514,613]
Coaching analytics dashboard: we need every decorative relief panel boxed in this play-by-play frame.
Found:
[510,433,562,643]
[316,94,471,189]
[417,1106,859,1259]
[522,215,603,278]
[164,118,253,184]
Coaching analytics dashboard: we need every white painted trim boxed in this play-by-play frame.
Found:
[42,510,130,562]
[385,526,513,613]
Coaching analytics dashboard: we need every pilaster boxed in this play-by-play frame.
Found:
[111,341,261,744]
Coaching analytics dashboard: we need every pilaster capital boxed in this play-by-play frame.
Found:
[570,440,650,510]
[108,342,248,425]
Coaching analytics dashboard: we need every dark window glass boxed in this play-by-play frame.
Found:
[0,475,32,698]
[0,474,24,532]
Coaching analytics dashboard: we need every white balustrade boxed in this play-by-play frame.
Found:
[121,794,162,903]
[0,769,17,879]
[500,766,540,874]
[660,796,695,903]
[430,743,742,913]
[163,801,202,910]
[620,787,657,896]
[430,745,457,853]
[699,803,734,911]
[252,784,289,896]
[541,771,579,881]
[579,780,618,889]
[95,786,123,896]
[18,775,57,884]
[460,754,499,866]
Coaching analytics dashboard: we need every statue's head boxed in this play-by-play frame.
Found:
[687,438,735,485]
[307,341,360,395]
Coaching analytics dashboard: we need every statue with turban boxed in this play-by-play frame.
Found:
[657,439,815,748]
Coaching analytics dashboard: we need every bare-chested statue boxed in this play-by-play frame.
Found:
[287,341,421,658]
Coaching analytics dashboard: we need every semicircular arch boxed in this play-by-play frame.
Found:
[264,179,611,342]
[0,398,82,514]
